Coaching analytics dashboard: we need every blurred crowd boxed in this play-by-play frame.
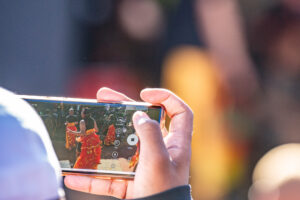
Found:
[1,0,300,199]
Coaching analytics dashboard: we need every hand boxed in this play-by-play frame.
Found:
[64,87,193,199]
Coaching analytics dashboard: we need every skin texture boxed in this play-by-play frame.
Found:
[64,87,193,199]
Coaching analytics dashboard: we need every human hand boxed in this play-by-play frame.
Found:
[64,87,193,199]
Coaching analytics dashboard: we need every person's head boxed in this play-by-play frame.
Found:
[0,88,63,200]
[249,144,300,200]
[81,107,90,118]
[69,107,74,116]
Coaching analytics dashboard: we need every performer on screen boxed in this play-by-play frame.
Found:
[67,108,102,169]
[129,141,140,170]
[65,107,78,150]
[104,124,116,145]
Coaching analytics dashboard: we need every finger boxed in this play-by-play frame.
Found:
[140,89,193,166]
[132,112,179,197]
[140,88,193,136]
[96,87,134,102]
[132,111,169,166]
[64,175,127,199]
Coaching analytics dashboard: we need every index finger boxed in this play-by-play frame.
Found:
[140,88,193,138]
[96,87,134,102]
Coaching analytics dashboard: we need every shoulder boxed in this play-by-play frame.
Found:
[0,88,46,136]
[0,87,62,199]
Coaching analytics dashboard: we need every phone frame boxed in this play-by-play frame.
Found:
[19,95,166,179]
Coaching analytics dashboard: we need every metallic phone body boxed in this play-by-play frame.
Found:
[19,95,165,179]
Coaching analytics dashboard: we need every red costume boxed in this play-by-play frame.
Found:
[104,124,116,145]
[129,142,140,169]
[65,122,77,150]
[73,129,101,169]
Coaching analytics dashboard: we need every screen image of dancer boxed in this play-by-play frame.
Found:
[21,95,164,178]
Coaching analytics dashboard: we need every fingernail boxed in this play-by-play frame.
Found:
[133,111,149,125]
[137,117,147,126]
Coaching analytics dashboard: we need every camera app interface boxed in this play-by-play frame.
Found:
[25,99,162,173]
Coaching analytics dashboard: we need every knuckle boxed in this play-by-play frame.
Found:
[185,106,194,119]
[106,179,113,195]
[179,101,193,118]
[110,182,126,199]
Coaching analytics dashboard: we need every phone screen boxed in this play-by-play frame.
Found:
[22,97,163,177]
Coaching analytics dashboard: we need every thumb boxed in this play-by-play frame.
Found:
[132,111,169,165]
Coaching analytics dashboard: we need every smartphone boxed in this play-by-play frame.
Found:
[19,95,165,179]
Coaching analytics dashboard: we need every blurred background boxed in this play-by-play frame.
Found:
[1,0,300,199]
